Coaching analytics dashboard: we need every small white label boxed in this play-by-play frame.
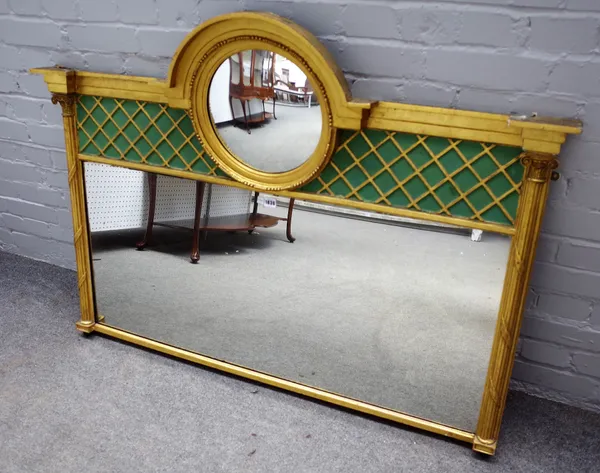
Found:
[260,195,277,208]
[471,229,483,242]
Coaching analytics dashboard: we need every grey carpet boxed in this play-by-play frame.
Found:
[91,208,509,432]
[1,250,600,473]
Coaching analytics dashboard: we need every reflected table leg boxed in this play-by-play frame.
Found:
[242,99,251,134]
[190,181,206,264]
[286,198,296,243]
[136,173,157,250]
[249,191,259,234]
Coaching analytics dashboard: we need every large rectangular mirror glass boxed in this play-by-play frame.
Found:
[85,162,510,432]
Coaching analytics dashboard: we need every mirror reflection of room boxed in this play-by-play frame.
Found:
[86,162,510,432]
[209,50,322,172]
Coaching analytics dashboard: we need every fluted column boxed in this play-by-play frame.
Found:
[52,93,96,333]
[474,152,558,455]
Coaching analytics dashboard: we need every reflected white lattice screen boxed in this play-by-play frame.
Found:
[84,163,252,232]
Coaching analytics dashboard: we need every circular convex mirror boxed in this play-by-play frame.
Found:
[208,49,323,173]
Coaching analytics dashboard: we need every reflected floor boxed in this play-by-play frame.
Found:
[91,207,509,432]
[216,104,322,172]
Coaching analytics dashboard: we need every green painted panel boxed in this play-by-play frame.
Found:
[77,96,524,226]
[77,96,219,176]
[299,129,524,225]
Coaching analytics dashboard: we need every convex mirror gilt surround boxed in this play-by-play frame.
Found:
[33,12,581,456]
[210,49,324,173]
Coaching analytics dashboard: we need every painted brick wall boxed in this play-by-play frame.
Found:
[1,0,599,412]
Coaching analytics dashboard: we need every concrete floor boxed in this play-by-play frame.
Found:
[216,104,322,172]
[1,251,600,473]
[91,207,510,432]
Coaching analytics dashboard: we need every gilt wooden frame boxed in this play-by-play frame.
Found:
[33,12,581,455]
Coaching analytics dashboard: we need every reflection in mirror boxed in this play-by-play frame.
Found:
[208,50,322,172]
[86,162,510,432]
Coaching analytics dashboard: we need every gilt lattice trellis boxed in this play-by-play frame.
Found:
[77,96,524,226]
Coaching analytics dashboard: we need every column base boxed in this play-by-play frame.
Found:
[75,320,95,334]
[472,435,497,456]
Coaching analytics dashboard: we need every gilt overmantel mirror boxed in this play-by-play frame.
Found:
[33,12,581,455]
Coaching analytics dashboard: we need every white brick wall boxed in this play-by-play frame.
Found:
[0,0,599,411]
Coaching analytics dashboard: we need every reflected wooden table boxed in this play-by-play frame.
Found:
[136,173,295,263]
